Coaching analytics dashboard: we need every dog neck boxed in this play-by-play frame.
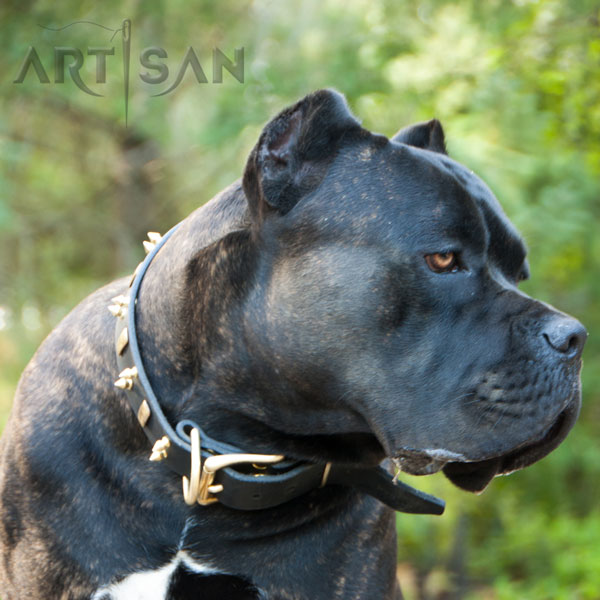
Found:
[131,183,384,467]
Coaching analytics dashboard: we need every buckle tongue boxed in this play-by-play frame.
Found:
[198,453,284,506]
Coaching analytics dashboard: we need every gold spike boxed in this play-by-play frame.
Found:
[143,231,162,255]
[147,231,162,244]
[108,304,125,318]
[137,399,151,427]
[149,435,170,461]
[111,294,130,306]
[114,377,130,390]
[119,367,138,378]
[114,366,138,391]
[116,327,129,356]
[142,240,156,255]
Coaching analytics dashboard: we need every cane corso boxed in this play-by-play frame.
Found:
[0,89,586,599]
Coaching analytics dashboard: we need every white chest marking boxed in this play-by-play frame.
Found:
[91,551,220,600]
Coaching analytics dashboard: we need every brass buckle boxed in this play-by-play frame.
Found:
[181,426,284,506]
[197,452,284,506]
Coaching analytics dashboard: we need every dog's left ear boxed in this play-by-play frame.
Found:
[392,119,447,154]
[243,89,361,219]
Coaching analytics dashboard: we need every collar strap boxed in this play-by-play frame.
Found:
[110,226,445,515]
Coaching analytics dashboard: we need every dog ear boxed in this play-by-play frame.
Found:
[243,89,361,219]
[392,119,447,154]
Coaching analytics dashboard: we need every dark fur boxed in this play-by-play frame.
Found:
[0,90,585,599]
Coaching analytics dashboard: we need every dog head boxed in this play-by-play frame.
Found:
[237,89,586,493]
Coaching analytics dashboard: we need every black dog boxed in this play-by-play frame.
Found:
[0,90,586,599]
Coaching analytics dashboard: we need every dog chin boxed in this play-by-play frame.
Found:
[392,449,465,477]
[393,400,580,494]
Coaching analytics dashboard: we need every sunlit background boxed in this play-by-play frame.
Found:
[1,1,599,598]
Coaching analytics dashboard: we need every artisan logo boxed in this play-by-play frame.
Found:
[13,19,245,125]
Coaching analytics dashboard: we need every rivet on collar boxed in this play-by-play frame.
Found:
[116,327,129,356]
[137,399,151,428]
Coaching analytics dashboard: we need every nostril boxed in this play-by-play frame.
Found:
[544,332,581,355]
[542,318,587,360]
[565,333,583,355]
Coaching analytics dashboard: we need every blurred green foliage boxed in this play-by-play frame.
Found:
[1,0,599,598]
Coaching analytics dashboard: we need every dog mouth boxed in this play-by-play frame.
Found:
[393,401,579,493]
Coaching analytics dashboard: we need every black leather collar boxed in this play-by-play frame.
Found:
[110,224,445,515]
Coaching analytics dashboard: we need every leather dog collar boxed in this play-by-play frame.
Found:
[110,225,445,515]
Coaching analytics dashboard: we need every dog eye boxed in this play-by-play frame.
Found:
[425,252,459,273]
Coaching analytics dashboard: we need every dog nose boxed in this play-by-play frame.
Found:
[542,315,587,360]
